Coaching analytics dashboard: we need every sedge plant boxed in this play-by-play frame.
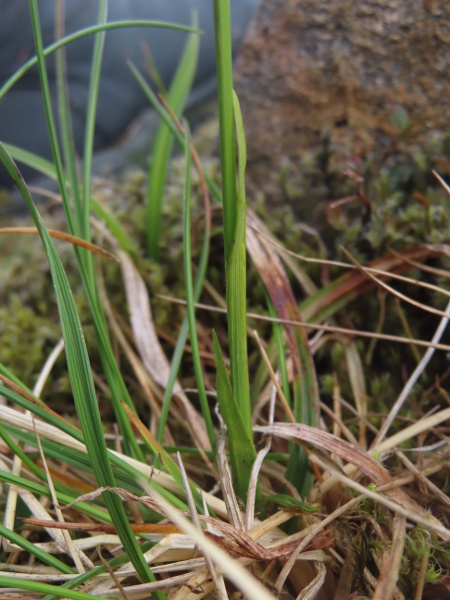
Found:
[0,0,321,597]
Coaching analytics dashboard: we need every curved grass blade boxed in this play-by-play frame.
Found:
[0,576,110,600]
[28,0,143,461]
[0,524,74,575]
[0,143,161,589]
[0,469,111,523]
[0,21,199,101]
[246,211,320,499]
[4,143,134,253]
[0,227,118,261]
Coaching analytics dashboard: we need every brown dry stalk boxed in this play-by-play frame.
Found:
[372,514,406,600]
[157,295,450,352]
[0,227,118,262]
[22,518,182,535]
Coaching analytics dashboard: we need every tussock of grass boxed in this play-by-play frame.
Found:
[0,2,450,599]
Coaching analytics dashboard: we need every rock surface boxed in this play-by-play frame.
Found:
[234,0,450,211]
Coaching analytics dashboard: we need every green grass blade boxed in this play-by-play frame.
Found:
[128,62,222,203]
[0,383,84,442]
[0,144,161,591]
[28,0,74,233]
[81,1,107,245]
[90,197,136,252]
[285,326,320,499]
[212,331,256,501]
[29,0,144,462]
[40,541,155,600]
[182,122,216,450]
[147,14,200,260]
[213,0,237,260]
[0,382,189,509]
[0,469,111,523]
[126,77,214,445]
[0,21,199,101]
[261,493,318,513]
[268,298,292,409]
[156,245,209,445]
[123,403,206,514]
[268,297,314,498]
[0,577,110,600]
[3,143,57,179]
[3,143,135,252]
[0,422,48,482]
[226,91,252,435]
[54,1,82,233]
[0,525,75,575]
[71,6,143,454]
[0,363,34,393]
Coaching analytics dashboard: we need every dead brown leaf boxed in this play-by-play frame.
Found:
[0,227,118,262]
[119,251,210,450]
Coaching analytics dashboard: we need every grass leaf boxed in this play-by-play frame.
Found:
[212,330,256,501]
[182,122,216,451]
[0,142,161,589]
[147,13,200,260]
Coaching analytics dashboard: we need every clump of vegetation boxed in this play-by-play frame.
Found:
[0,1,449,598]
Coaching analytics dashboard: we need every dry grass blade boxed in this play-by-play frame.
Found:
[97,267,164,436]
[395,450,450,508]
[372,297,450,446]
[246,212,317,296]
[372,514,406,600]
[255,423,424,515]
[252,330,295,423]
[133,488,279,600]
[119,250,210,449]
[249,223,447,312]
[158,295,450,352]
[177,453,227,600]
[246,210,319,420]
[252,222,450,300]
[341,246,450,320]
[0,373,76,430]
[372,407,450,456]
[344,342,368,449]
[296,561,327,600]
[387,245,450,283]
[32,422,88,573]
[246,373,277,531]
[312,452,450,540]
[0,226,119,261]
[274,498,359,592]
[215,413,245,530]
[433,170,450,195]
[21,519,182,535]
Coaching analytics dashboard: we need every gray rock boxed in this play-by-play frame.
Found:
[234,0,450,212]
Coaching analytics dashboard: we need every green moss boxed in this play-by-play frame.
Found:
[399,528,450,596]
